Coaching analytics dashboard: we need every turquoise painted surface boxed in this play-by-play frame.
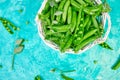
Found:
[0,0,120,80]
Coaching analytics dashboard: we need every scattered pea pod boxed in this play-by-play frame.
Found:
[112,55,120,70]
[0,17,19,34]
[99,42,113,50]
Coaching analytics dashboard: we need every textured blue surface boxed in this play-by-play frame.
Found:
[0,0,120,80]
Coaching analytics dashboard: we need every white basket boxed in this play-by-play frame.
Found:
[35,0,111,54]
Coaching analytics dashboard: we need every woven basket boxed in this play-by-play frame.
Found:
[35,0,111,54]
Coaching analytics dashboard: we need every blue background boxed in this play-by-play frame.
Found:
[0,0,120,80]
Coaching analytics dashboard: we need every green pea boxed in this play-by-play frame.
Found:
[74,36,98,52]
[62,0,70,23]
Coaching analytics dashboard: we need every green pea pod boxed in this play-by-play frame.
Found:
[83,15,90,28]
[74,36,98,52]
[99,42,113,50]
[67,6,72,24]
[84,0,94,5]
[51,7,55,21]
[42,1,50,14]
[3,23,14,34]
[76,0,86,5]
[85,19,92,31]
[71,11,77,32]
[76,12,84,38]
[75,8,82,34]
[62,0,70,23]
[61,36,73,52]
[83,29,97,41]
[92,16,100,35]
[83,8,95,15]
[0,20,13,34]
[52,25,70,32]
[112,56,120,70]
[74,29,97,46]
[71,0,81,9]
[40,11,51,20]
[56,0,66,22]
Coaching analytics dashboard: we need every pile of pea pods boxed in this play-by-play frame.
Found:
[38,0,110,53]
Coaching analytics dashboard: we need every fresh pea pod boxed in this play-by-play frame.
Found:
[74,8,82,34]
[83,15,90,28]
[74,36,98,52]
[51,7,55,21]
[76,0,86,5]
[112,56,120,70]
[62,0,70,23]
[56,0,66,22]
[71,0,81,9]
[99,42,113,50]
[84,0,94,5]
[85,18,92,31]
[74,29,97,45]
[67,6,72,24]
[92,16,100,35]
[71,11,77,32]
[3,23,14,34]
[52,25,70,32]
[42,1,50,14]
[61,36,73,52]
